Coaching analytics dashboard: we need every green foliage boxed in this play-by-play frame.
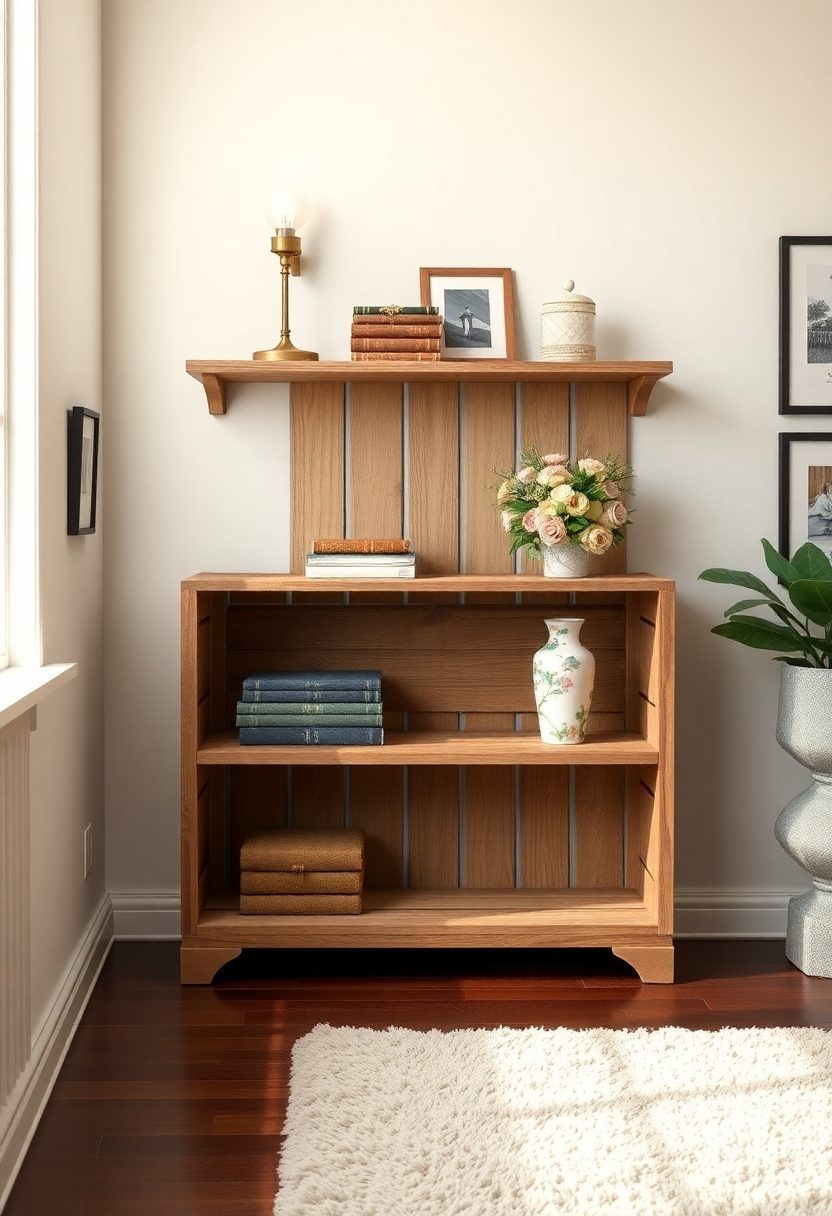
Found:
[700,540,832,668]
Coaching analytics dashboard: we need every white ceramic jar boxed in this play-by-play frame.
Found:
[532,618,596,744]
[540,280,596,362]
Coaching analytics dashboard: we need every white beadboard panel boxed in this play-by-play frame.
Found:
[0,714,33,1110]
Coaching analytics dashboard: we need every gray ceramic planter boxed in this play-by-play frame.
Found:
[775,664,832,978]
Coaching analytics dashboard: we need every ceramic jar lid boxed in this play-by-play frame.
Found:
[542,279,596,312]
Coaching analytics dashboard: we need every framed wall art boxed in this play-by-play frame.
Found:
[67,406,100,535]
[779,431,832,566]
[419,267,516,360]
[780,235,832,414]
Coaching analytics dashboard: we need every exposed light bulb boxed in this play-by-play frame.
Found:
[268,185,310,234]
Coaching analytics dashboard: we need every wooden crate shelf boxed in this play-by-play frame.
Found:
[198,729,659,767]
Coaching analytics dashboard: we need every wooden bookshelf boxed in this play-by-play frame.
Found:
[180,358,675,985]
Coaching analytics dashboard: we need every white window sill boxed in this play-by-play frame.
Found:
[0,664,78,732]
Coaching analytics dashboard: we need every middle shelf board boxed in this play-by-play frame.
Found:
[197,730,658,767]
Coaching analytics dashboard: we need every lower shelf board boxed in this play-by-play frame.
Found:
[196,730,659,766]
[194,888,660,948]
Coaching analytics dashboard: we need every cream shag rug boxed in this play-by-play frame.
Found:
[276,1024,832,1215]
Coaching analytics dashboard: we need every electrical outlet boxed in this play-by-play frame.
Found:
[83,824,93,880]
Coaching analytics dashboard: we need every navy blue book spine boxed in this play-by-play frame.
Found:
[240,689,381,704]
[239,726,384,746]
[242,671,381,692]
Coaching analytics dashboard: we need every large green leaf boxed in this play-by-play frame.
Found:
[790,543,832,582]
[699,567,776,597]
[761,539,799,586]
[723,597,772,617]
[788,579,832,626]
[711,616,806,652]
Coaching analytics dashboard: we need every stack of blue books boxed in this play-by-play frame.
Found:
[237,671,384,746]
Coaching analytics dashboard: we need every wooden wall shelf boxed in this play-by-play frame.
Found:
[185,359,673,417]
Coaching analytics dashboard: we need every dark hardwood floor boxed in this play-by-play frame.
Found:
[5,940,832,1215]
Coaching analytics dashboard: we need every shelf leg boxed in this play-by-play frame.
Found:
[612,941,674,984]
[180,944,242,985]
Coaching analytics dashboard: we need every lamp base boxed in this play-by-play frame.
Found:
[253,345,319,361]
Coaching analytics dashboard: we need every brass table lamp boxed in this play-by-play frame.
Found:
[254,186,318,361]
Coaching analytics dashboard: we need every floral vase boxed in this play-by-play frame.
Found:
[543,543,591,579]
[533,618,596,744]
[774,664,832,977]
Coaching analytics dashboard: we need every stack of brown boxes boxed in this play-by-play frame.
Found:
[239,828,365,915]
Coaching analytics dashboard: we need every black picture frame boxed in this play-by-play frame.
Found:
[67,406,100,535]
[779,430,832,562]
[780,235,832,415]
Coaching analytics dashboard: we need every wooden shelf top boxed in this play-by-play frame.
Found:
[197,730,659,767]
[197,888,656,947]
[186,359,673,416]
[183,572,674,593]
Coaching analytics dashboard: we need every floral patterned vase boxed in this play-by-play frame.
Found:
[532,618,596,744]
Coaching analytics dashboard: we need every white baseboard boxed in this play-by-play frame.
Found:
[110,887,804,941]
[0,894,113,1212]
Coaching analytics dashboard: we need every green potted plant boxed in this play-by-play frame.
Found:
[700,539,832,977]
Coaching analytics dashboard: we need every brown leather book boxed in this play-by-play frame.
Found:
[240,893,363,915]
[352,311,442,324]
[313,539,411,554]
[241,870,362,895]
[351,352,441,361]
[351,337,440,353]
[351,323,442,339]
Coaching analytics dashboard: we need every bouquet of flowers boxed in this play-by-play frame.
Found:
[495,448,632,559]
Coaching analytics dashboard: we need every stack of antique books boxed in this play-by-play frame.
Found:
[305,538,415,579]
[237,670,384,745]
[351,305,442,361]
[239,828,365,915]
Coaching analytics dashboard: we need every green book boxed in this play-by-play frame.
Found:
[235,701,382,716]
[352,305,439,315]
[236,713,384,728]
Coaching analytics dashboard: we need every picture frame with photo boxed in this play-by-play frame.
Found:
[779,431,832,567]
[67,405,100,536]
[419,267,516,360]
[779,235,832,415]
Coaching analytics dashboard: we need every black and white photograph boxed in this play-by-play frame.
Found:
[443,288,492,350]
[779,433,832,566]
[420,267,516,359]
[780,236,832,413]
[67,406,100,535]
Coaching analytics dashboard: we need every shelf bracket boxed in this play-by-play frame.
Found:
[627,374,662,417]
[202,373,227,416]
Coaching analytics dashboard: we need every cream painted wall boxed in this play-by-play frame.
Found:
[28,0,104,1027]
[103,0,825,904]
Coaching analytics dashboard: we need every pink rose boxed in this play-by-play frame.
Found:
[517,466,537,484]
[522,508,540,532]
[600,500,628,529]
[577,457,606,478]
[602,480,620,499]
[538,513,568,546]
[543,452,568,466]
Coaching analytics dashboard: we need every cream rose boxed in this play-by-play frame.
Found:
[543,452,569,467]
[522,507,540,533]
[497,480,512,506]
[536,465,570,488]
[578,458,606,478]
[581,524,614,555]
[548,483,574,509]
[585,499,604,521]
[602,480,620,499]
[517,466,537,484]
[600,500,628,529]
[501,510,514,532]
[538,513,568,546]
[563,491,590,517]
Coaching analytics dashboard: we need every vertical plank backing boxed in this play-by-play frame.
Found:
[461,383,516,888]
[347,382,405,882]
[573,381,628,576]
[229,768,287,890]
[517,384,570,888]
[408,382,460,887]
[290,381,347,833]
[574,767,624,887]
[518,768,569,888]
